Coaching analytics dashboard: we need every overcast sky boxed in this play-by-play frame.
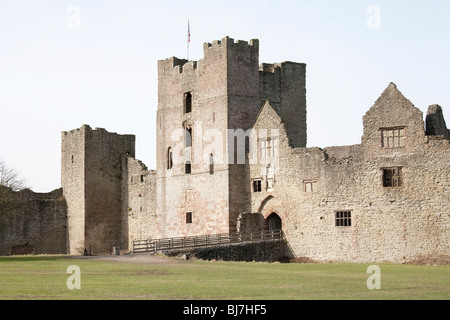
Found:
[0,0,449,192]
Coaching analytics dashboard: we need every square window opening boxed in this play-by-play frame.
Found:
[383,167,403,187]
[335,211,352,227]
[253,179,262,192]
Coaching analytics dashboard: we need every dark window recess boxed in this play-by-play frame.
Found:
[186,212,193,224]
[335,211,352,227]
[253,179,262,192]
[184,92,192,114]
[209,154,214,175]
[185,162,191,174]
[167,147,173,169]
[383,167,403,187]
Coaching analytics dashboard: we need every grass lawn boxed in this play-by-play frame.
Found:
[0,255,449,300]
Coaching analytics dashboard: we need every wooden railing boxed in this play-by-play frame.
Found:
[132,229,284,254]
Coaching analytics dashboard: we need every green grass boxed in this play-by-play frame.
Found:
[0,255,449,300]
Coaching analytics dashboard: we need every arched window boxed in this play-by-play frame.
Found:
[167,147,173,169]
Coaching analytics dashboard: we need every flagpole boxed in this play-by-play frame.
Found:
[187,19,190,61]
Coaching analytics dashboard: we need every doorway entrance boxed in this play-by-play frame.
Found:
[266,212,282,231]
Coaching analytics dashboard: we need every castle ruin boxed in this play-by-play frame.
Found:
[1,37,449,263]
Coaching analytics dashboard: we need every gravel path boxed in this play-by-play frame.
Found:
[71,253,190,265]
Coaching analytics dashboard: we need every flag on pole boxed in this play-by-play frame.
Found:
[188,19,190,43]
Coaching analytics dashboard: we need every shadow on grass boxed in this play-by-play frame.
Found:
[0,255,74,263]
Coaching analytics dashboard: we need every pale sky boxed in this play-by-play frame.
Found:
[0,0,449,192]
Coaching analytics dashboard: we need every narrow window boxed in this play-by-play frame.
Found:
[185,127,192,147]
[184,92,192,114]
[382,167,403,187]
[381,127,406,148]
[71,155,74,164]
[259,139,267,159]
[335,211,352,227]
[167,147,173,169]
[185,161,191,174]
[209,153,214,175]
[253,179,262,192]
[271,137,278,158]
[140,175,144,183]
[186,212,193,224]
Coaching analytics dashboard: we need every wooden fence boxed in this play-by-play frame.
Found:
[132,229,284,254]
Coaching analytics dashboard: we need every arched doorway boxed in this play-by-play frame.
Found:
[266,212,282,231]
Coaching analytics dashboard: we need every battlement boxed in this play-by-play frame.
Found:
[259,61,306,73]
[203,36,259,51]
[62,124,90,135]
[158,57,195,74]
[158,37,259,76]
[62,124,134,141]
[259,63,282,73]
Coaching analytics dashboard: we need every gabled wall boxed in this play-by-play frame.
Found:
[248,84,450,263]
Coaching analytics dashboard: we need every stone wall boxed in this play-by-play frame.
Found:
[84,126,135,254]
[249,83,450,263]
[61,126,86,254]
[259,62,307,148]
[6,37,448,265]
[61,125,135,254]
[0,188,67,255]
[426,104,450,139]
[155,37,308,238]
[168,240,286,262]
[156,37,259,238]
[122,157,158,250]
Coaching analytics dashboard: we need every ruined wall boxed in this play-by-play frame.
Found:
[61,126,86,254]
[84,126,135,254]
[122,157,157,250]
[0,188,67,255]
[426,104,450,140]
[259,62,307,148]
[249,84,450,263]
[61,125,135,254]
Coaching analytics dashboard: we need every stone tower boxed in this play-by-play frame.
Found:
[156,36,306,238]
[61,125,135,254]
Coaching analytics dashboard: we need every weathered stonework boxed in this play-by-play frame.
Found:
[122,157,157,250]
[248,83,449,263]
[2,37,448,263]
[61,125,135,254]
[0,188,67,255]
[168,240,286,263]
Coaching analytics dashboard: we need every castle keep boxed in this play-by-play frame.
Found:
[1,37,449,263]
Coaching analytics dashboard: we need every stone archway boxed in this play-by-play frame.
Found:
[257,196,287,233]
